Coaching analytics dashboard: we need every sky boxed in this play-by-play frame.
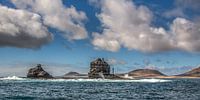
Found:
[0,0,200,77]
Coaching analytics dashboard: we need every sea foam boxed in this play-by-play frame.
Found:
[0,76,24,80]
[0,77,171,83]
[48,78,171,83]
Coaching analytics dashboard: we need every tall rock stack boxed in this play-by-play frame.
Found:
[88,58,110,78]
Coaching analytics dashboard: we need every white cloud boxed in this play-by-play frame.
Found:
[92,0,200,53]
[171,18,200,52]
[0,5,52,48]
[92,0,173,52]
[11,0,88,40]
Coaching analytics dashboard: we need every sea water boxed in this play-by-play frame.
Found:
[0,76,200,100]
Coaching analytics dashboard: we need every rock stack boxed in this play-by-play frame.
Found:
[27,64,53,78]
[88,58,110,78]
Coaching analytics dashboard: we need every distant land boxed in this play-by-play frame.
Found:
[127,69,166,78]
[177,67,200,77]
[119,67,200,79]
[25,60,200,79]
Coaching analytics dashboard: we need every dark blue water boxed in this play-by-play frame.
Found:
[0,78,200,100]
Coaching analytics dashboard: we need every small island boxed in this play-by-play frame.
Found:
[26,58,200,79]
[127,69,166,78]
[27,64,53,79]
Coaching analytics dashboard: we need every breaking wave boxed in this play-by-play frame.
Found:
[0,77,171,83]
[0,76,25,80]
[53,79,171,83]
[130,78,171,83]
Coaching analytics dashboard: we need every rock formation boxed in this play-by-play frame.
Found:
[178,67,200,77]
[27,64,53,78]
[88,58,110,78]
[128,69,165,78]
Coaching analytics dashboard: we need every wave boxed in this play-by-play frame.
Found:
[28,78,172,83]
[0,76,25,80]
[130,78,171,83]
[61,79,171,83]
[0,77,171,83]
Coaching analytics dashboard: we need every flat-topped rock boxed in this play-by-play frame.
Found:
[27,64,53,78]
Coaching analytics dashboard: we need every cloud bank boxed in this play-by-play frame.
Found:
[0,5,52,48]
[0,0,200,53]
[92,0,200,53]
[0,0,89,49]
[11,0,88,40]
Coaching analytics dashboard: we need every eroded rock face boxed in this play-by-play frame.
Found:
[27,64,53,78]
[88,58,110,78]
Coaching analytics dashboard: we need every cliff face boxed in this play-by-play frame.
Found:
[178,67,200,77]
[27,64,53,78]
[128,69,165,78]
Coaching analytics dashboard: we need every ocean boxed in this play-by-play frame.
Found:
[0,76,200,100]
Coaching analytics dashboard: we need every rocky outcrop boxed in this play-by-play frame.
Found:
[88,58,110,78]
[27,64,53,78]
[128,69,165,78]
[178,67,200,77]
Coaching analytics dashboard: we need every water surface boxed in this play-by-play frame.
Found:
[0,76,200,100]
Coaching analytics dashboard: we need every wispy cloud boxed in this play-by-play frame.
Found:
[107,58,127,66]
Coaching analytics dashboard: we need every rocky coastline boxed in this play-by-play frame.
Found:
[25,58,200,79]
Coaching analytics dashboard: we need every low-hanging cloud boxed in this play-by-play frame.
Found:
[0,5,52,48]
[11,0,88,40]
[92,0,200,53]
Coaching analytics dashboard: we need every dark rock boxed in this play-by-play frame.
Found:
[88,58,111,78]
[128,69,165,77]
[27,64,53,78]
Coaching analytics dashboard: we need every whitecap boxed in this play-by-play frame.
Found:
[0,76,25,80]
[0,77,171,83]
[130,78,171,83]
[45,78,171,83]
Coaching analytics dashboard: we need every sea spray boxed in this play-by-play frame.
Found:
[0,77,171,83]
[0,76,24,80]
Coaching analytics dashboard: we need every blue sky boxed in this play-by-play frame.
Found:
[0,0,200,76]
